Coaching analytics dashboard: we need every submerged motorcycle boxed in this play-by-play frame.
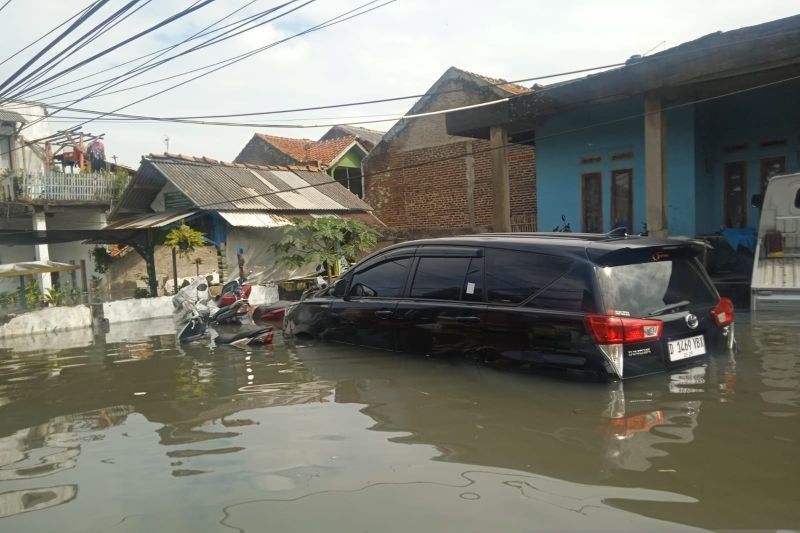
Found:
[173,278,273,347]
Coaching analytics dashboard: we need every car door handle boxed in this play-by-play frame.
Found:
[374,310,394,319]
[442,315,480,323]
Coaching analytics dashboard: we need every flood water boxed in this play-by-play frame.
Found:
[0,315,798,531]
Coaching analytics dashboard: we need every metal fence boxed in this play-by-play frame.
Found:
[2,172,119,203]
[510,213,537,232]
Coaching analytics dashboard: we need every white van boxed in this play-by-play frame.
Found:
[751,172,800,313]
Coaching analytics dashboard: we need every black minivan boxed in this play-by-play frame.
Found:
[283,234,735,379]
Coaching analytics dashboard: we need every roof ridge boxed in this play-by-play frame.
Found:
[145,152,322,172]
[453,66,532,94]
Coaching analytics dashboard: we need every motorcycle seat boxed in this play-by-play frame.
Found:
[216,326,273,345]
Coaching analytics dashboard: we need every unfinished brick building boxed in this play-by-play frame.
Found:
[363,67,536,237]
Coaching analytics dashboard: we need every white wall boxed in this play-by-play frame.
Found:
[0,101,49,173]
[0,208,108,295]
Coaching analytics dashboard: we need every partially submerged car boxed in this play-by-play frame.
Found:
[284,233,735,379]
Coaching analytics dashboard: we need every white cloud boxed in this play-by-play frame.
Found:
[1,0,797,166]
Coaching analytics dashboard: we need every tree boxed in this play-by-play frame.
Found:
[163,224,206,259]
[272,217,379,282]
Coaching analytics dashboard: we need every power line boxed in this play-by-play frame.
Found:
[0,1,99,69]
[20,1,281,101]
[45,0,312,108]
[16,0,301,104]
[16,0,388,113]
[15,0,314,137]
[5,70,800,235]
[6,0,149,99]
[2,0,217,102]
[0,0,13,15]
[20,23,800,122]
[20,0,397,136]
[0,0,111,96]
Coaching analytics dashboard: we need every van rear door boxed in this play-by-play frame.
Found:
[592,247,723,376]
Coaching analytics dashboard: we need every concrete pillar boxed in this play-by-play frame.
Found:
[644,94,668,237]
[32,208,52,294]
[490,126,511,232]
[464,141,476,231]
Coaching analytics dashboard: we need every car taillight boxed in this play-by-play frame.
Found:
[711,297,734,326]
[585,315,663,344]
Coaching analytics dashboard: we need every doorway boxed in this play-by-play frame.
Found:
[723,161,748,228]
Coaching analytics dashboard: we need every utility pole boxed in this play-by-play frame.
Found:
[163,135,170,153]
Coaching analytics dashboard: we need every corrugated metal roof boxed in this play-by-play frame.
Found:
[218,211,292,228]
[294,170,372,210]
[270,170,346,210]
[146,158,369,212]
[104,211,196,230]
[0,109,27,124]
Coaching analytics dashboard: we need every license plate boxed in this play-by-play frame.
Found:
[667,334,706,361]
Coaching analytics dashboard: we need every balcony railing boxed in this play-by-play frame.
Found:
[1,171,123,205]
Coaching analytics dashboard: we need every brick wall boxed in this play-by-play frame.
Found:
[364,138,536,232]
[362,72,536,234]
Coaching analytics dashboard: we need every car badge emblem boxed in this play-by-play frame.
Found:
[685,313,699,329]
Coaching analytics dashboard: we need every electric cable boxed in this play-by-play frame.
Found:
[2,0,217,101]
[19,0,396,135]
[0,0,111,96]
[4,69,799,235]
[6,1,150,99]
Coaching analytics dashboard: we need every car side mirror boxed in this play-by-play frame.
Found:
[350,283,376,298]
[751,194,763,208]
[331,278,347,298]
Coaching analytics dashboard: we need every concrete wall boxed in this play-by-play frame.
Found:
[106,245,220,298]
[534,82,800,237]
[694,83,800,234]
[0,102,49,173]
[103,295,174,323]
[535,97,646,233]
[0,284,279,341]
[0,208,108,294]
[0,305,92,340]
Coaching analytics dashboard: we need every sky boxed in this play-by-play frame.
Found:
[1,0,798,167]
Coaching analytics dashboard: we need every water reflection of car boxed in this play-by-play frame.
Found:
[285,234,736,379]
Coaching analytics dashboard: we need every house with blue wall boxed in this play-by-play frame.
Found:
[445,14,800,239]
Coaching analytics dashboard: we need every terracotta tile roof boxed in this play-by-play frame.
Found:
[255,134,360,166]
[464,70,532,95]
[145,152,322,172]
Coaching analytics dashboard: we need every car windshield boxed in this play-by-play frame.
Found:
[595,258,716,317]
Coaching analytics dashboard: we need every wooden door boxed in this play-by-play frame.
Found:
[581,173,602,233]
[723,161,747,228]
[611,169,633,232]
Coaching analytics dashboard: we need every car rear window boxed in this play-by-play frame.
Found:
[595,258,716,317]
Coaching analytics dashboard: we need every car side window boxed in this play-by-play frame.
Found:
[348,257,411,298]
[485,248,573,304]
[410,257,473,300]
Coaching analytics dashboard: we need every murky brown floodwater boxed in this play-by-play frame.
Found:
[0,315,798,531]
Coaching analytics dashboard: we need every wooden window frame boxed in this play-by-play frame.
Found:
[610,168,634,232]
[580,172,603,233]
[723,161,748,228]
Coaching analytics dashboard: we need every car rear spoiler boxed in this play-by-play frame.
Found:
[588,238,710,267]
